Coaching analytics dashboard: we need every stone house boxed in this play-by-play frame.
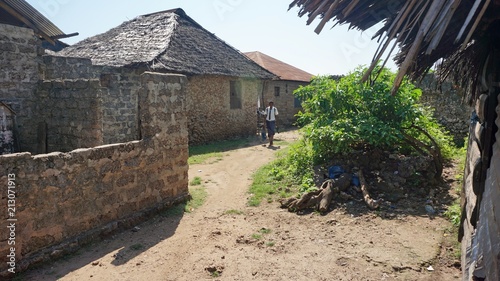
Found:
[56,8,276,145]
[0,0,80,153]
[1,1,190,275]
[245,51,313,127]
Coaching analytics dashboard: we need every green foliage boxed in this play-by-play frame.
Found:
[190,176,202,186]
[444,202,461,227]
[266,241,276,247]
[251,233,262,240]
[162,186,208,216]
[248,144,309,206]
[259,228,272,234]
[248,164,275,207]
[186,187,208,212]
[294,64,455,163]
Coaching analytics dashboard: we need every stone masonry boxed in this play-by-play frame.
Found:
[0,24,42,153]
[262,80,306,128]
[187,75,263,144]
[0,72,189,276]
[417,74,473,146]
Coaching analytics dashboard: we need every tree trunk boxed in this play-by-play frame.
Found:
[281,173,352,213]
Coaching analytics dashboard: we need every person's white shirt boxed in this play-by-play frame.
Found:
[264,106,278,121]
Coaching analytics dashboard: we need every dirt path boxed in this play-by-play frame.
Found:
[23,130,461,281]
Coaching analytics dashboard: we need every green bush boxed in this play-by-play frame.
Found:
[294,65,454,164]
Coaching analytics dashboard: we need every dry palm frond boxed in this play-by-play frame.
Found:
[289,0,499,101]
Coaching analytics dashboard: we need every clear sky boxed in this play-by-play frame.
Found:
[26,0,398,76]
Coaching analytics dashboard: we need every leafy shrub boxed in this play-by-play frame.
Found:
[294,65,454,166]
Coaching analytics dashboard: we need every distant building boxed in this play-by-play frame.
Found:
[57,9,276,145]
[245,51,313,127]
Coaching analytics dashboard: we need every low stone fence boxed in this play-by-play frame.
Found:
[0,72,189,276]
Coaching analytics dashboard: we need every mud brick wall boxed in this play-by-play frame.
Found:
[187,75,262,144]
[0,24,42,153]
[0,72,189,275]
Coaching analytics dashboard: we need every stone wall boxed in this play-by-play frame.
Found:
[42,56,143,145]
[417,74,473,145]
[35,79,104,153]
[99,69,142,144]
[1,26,270,150]
[0,72,189,276]
[187,75,262,144]
[262,80,306,127]
[0,24,42,153]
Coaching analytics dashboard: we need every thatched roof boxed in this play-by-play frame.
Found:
[289,0,500,101]
[0,0,77,44]
[57,8,275,79]
[245,51,313,82]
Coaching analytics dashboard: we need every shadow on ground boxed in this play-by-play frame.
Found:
[18,207,185,280]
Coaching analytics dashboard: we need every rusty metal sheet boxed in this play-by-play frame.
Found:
[471,104,500,280]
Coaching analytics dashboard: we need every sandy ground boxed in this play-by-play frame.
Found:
[21,130,461,281]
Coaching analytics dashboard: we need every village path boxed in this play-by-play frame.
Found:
[22,130,461,281]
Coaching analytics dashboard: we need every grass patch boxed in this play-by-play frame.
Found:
[444,201,461,227]
[185,187,208,212]
[224,209,244,215]
[259,228,272,234]
[190,176,202,186]
[251,233,262,240]
[189,138,250,165]
[445,142,466,227]
[266,241,276,247]
[248,160,299,207]
[248,163,278,207]
[161,187,208,217]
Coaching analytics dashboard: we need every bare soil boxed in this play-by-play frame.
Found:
[22,130,461,281]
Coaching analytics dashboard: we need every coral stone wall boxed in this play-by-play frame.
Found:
[0,72,189,276]
[0,24,42,153]
[42,56,143,146]
[417,74,473,145]
[262,80,306,127]
[187,75,262,144]
[35,79,104,153]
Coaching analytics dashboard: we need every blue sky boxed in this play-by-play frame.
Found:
[26,0,398,75]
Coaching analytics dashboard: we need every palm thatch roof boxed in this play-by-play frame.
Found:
[289,0,500,101]
[57,8,275,79]
[245,51,313,82]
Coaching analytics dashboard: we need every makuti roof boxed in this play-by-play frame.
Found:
[0,0,77,44]
[244,51,313,82]
[57,8,275,79]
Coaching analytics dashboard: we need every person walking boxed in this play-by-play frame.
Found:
[260,101,278,146]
